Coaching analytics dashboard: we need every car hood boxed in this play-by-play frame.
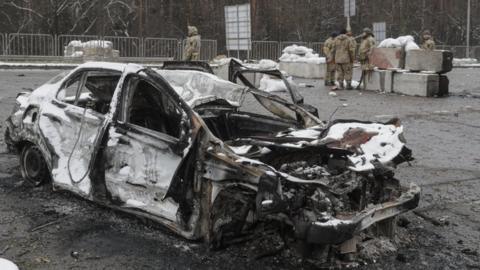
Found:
[227,118,410,172]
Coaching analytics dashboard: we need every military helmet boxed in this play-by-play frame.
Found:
[363,28,372,34]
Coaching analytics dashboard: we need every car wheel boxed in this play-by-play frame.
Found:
[20,144,49,186]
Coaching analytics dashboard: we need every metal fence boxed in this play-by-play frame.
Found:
[0,33,4,55]
[437,45,480,59]
[7,33,55,56]
[251,41,280,61]
[310,42,325,57]
[1,32,478,62]
[279,41,308,50]
[144,38,179,59]
[181,39,217,61]
[105,36,142,57]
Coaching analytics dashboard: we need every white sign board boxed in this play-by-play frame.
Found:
[224,4,251,51]
[373,22,386,44]
[344,0,356,17]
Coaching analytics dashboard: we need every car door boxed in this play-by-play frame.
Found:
[104,73,189,222]
[38,69,120,197]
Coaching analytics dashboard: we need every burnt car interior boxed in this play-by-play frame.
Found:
[126,78,183,138]
[57,70,121,114]
[155,68,298,142]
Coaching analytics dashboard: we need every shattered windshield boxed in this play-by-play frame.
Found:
[155,69,247,108]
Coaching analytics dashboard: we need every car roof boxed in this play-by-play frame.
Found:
[75,62,130,72]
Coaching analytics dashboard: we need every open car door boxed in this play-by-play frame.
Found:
[228,59,319,118]
[103,69,193,224]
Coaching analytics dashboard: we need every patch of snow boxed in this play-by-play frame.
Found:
[156,69,247,108]
[453,58,479,67]
[119,166,131,176]
[259,75,291,92]
[329,91,338,97]
[321,122,405,172]
[378,35,420,51]
[126,199,147,208]
[378,38,401,48]
[334,80,360,88]
[284,128,322,139]
[258,59,278,69]
[314,218,352,227]
[210,57,242,66]
[405,41,420,51]
[280,45,326,64]
[228,145,253,155]
[0,259,19,270]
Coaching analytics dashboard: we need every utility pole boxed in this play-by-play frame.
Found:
[466,0,471,58]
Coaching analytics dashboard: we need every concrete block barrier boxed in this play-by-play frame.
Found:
[405,50,453,74]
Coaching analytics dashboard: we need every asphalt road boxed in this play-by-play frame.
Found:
[0,67,479,269]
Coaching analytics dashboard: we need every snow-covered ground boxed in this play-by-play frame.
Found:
[453,58,480,67]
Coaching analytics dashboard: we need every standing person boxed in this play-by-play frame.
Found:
[346,30,357,90]
[358,28,376,90]
[421,30,436,51]
[184,26,201,61]
[323,32,338,86]
[334,29,356,90]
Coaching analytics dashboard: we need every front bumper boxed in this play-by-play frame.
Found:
[294,184,421,245]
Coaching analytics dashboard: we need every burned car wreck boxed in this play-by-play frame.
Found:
[5,61,420,265]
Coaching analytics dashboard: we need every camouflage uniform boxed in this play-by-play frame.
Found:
[323,36,337,85]
[334,34,356,88]
[359,35,376,71]
[422,35,435,51]
[358,29,376,90]
[184,26,201,61]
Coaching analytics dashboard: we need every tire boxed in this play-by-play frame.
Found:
[20,144,49,186]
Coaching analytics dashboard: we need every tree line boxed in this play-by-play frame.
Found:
[0,0,478,52]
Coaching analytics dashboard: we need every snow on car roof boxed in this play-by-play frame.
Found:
[155,69,248,108]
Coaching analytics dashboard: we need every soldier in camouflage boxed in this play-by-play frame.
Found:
[184,26,201,61]
[323,32,338,86]
[334,29,356,90]
[421,30,435,51]
[358,28,376,90]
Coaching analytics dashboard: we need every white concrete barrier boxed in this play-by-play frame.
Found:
[364,69,394,93]
[405,50,453,73]
[278,62,326,79]
[392,72,439,97]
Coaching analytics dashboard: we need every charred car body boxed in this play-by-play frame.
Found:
[5,61,420,264]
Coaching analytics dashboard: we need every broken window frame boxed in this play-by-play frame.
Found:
[116,72,191,148]
[54,68,121,114]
